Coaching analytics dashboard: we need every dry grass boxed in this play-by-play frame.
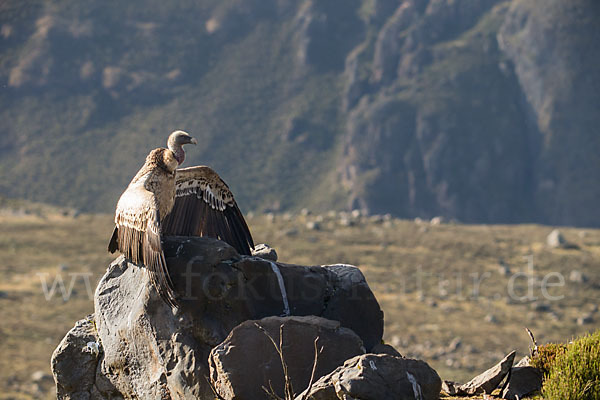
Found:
[1,210,599,398]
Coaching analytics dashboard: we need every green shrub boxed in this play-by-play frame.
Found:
[530,342,567,375]
[542,330,600,400]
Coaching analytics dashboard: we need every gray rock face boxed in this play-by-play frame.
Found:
[297,353,442,400]
[52,236,384,399]
[209,316,366,400]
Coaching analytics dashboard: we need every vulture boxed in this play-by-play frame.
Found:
[108,130,254,306]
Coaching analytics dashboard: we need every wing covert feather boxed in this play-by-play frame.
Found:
[162,166,254,255]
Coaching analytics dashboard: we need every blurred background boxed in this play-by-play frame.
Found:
[1,0,599,398]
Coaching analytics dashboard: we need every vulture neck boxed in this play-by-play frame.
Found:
[168,144,185,165]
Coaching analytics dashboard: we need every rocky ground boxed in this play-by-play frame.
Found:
[1,208,599,398]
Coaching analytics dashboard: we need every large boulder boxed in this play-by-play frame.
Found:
[296,353,442,400]
[51,236,384,399]
[209,315,365,399]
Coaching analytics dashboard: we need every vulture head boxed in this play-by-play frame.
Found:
[167,130,197,165]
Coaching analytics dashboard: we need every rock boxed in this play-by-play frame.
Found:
[484,313,497,324]
[442,350,515,395]
[209,316,365,400]
[50,315,101,400]
[430,216,446,225]
[569,270,587,283]
[371,343,402,358]
[577,313,594,325]
[339,217,355,227]
[546,229,566,248]
[297,354,441,400]
[501,366,543,400]
[252,243,278,261]
[52,237,383,399]
[31,370,53,383]
[306,221,321,230]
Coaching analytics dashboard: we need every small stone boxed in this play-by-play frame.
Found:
[351,209,362,218]
[31,370,52,382]
[569,270,587,283]
[283,228,298,237]
[447,337,462,353]
[251,243,278,262]
[414,217,424,224]
[306,221,321,230]
[577,313,594,325]
[485,314,497,323]
[546,229,565,247]
[339,217,354,227]
[430,216,446,225]
[300,208,311,216]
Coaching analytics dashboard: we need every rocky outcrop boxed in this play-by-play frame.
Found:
[209,316,366,399]
[296,353,442,400]
[51,237,384,399]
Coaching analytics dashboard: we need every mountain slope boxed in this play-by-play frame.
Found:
[1,0,598,226]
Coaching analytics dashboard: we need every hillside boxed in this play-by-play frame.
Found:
[1,0,599,226]
[1,206,599,398]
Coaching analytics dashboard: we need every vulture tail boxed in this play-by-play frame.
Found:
[108,226,119,253]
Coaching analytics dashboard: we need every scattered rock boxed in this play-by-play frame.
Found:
[252,243,278,261]
[546,229,579,249]
[209,316,365,400]
[546,229,566,248]
[443,351,516,395]
[300,208,311,216]
[339,216,355,227]
[569,269,588,283]
[430,216,446,225]
[501,366,543,400]
[306,221,321,230]
[577,313,594,325]
[485,314,497,324]
[31,370,52,383]
[297,354,441,400]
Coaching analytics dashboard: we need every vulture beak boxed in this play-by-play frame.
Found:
[189,137,198,145]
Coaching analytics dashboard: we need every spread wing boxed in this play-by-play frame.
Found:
[108,184,177,307]
[161,166,254,255]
